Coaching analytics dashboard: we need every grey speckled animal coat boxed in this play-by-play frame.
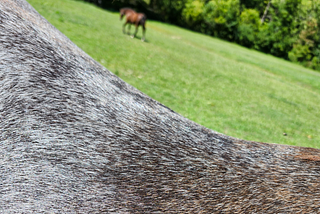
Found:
[0,0,320,213]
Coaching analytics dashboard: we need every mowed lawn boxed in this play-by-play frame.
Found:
[27,0,320,148]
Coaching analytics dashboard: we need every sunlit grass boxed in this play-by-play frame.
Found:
[27,0,320,148]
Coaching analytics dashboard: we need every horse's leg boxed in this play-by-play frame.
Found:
[127,24,131,35]
[122,21,127,34]
[142,24,146,42]
[131,25,138,39]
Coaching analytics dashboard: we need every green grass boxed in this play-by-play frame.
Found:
[27,0,320,148]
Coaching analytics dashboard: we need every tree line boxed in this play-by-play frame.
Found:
[85,0,320,71]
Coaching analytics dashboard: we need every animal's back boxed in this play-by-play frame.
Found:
[1,0,320,213]
[138,13,147,26]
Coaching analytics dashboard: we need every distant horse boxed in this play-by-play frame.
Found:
[120,8,146,42]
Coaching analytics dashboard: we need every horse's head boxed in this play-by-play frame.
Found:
[120,9,125,20]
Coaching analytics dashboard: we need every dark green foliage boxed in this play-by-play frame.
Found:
[151,0,189,24]
[237,9,260,48]
[84,0,320,71]
[288,2,320,70]
[240,0,266,11]
[202,0,240,40]
[181,0,205,30]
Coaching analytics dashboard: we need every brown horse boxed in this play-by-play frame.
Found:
[120,8,146,42]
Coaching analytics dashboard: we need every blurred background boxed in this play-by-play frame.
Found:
[28,0,320,148]
[85,0,320,71]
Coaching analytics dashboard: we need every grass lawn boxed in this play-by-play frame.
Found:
[27,0,320,148]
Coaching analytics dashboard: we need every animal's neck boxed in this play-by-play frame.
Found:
[124,8,134,13]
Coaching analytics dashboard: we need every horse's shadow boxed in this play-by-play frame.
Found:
[124,33,149,43]
[134,36,149,43]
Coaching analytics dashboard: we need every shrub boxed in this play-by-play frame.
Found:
[182,0,205,30]
[237,9,260,48]
[202,0,240,40]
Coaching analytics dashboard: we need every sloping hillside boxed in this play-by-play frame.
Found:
[27,0,320,148]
